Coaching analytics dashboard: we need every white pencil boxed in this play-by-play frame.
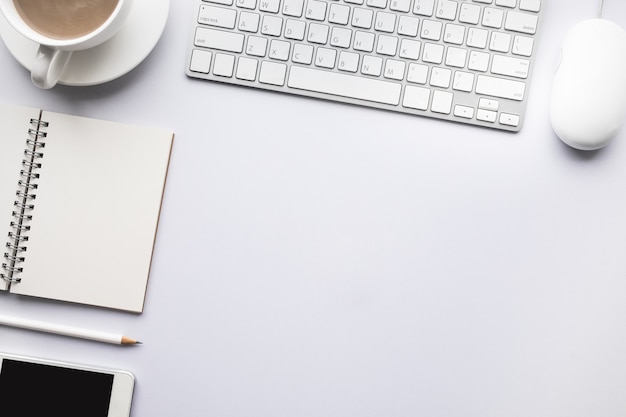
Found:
[0,314,141,345]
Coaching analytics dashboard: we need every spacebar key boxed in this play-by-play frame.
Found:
[287,66,402,106]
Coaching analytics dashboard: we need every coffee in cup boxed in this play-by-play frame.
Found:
[0,0,133,88]
[13,0,120,40]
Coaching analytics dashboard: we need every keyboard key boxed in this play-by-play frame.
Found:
[490,55,530,79]
[452,71,474,91]
[459,3,480,24]
[305,0,327,20]
[478,98,499,111]
[213,53,235,77]
[444,24,465,45]
[338,51,360,72]
[282,0,304,16]
[512,35,534,56]
[246,35,267,56]
[403,85,430,110]
[466,28,488,48]
[397,15,419,37]
[352,8,373,29]
[505,11,538,34]
[288,66,402,105]
[390,0,411,12]
[238,11,260,32]
[475,74,525,100]
[269,39,291,60]
[384,59,406,80]
[328,4,351,25]
[422,43,444,64]
[195,27,244,53]
[468,51,489,72]
[445,47,467,67]
[259,0,280,13]
[315,48,337,68]
[435,0,458,21]
[476,109,497,122]
[293,43,314,64]
[482,7,504,28]
[190,49,212,73]
[420,19,442,40]
[330,27,352,48]
[407,63,429,84]
[431,90,453,114]
[519,0,540,12]
[259,61,287,85]
[454,105,474,118]
[284,19,306,40]
[236,57,258,80]
[261,15,283,36]
[198,5,237,29]
[235,0,257,9]
[499,113,521,126]
[367,0,388,8]
[495,0,516,7]
[376,35,398,56]
[353,31,375,52]
[489,32,511,53]
[361,55,383,76]
[375,12,397,33]
[413,0,435,16]
[308,23,330,44]
[399,39,421,60]
[430,67,451,88]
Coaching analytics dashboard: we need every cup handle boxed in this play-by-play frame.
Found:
[31,45,72,89]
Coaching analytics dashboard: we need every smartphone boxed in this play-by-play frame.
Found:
[0,352,135,417]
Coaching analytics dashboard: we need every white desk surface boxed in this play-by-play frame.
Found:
[2,1,626,416]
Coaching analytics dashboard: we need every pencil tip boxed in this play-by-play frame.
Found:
[121,336,142,345]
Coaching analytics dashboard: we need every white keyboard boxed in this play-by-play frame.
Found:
[186,0,545,131]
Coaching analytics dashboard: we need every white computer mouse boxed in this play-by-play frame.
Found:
[550,18,626,151]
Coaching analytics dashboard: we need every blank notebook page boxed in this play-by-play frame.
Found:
[9,110,173,312]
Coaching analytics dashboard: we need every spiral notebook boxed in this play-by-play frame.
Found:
[0,103,173,313]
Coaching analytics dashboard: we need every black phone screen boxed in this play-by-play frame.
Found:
[0,358,114,417]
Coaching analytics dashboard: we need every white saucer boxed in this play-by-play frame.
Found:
[0,0,169,86]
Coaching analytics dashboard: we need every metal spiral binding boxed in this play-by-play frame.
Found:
[1,117,48,284]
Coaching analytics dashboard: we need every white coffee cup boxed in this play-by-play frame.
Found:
[0,0,133,88]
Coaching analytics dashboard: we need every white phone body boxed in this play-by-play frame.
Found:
[0,352,135,417]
